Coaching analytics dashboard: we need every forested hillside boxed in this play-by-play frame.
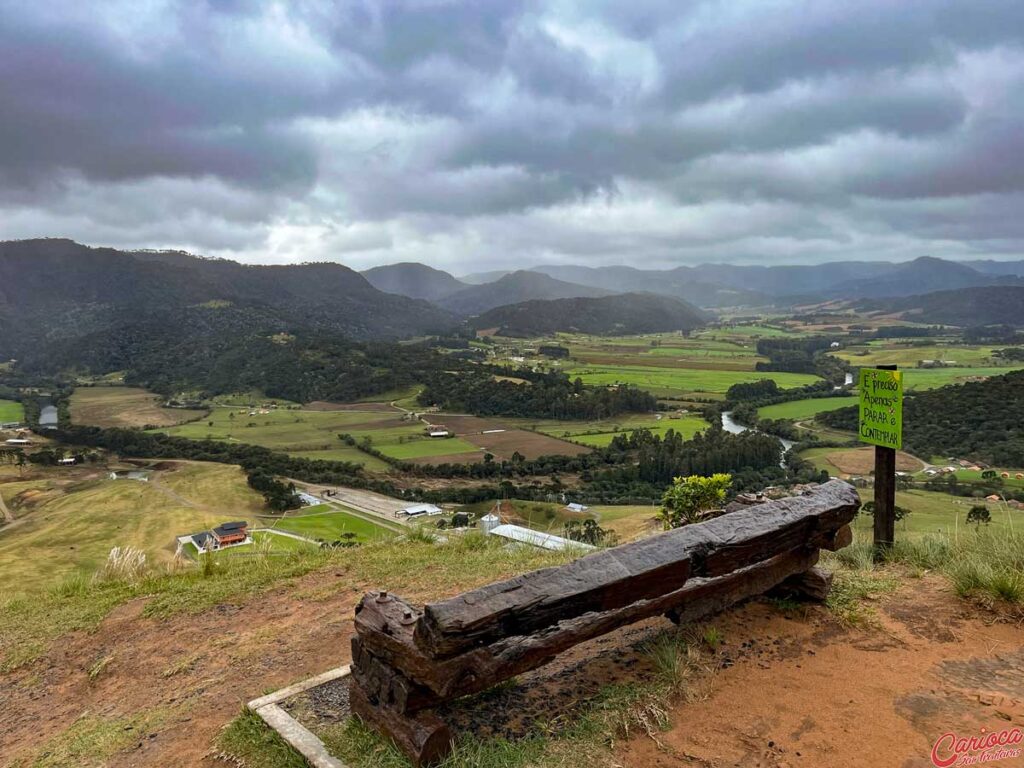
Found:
[858,285,1024,327]
[442,271,611,315]
[470,293,708,336]
[819,369,1024,464]
[0,239,457,363]
[362,262,467,301]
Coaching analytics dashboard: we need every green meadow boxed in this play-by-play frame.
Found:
[0,399,24,422]
[849,489,1020,540]
[563,363,820,397]
[757,396,858,421]
[271,506,398,542]
[156,405,481,464]
[901,366,1024,390]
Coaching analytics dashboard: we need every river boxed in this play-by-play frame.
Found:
[38,401,58,429]
[721,410,795,458]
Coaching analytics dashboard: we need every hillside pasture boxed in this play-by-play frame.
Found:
[849,489,1019,539]
[757,396,858,421]
[0,399,24,423]
[71,387,207,428]
[0,462,266,595]
[159,406,421,465]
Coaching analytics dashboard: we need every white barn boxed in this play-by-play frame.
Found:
[398,503,443,517]
[487,523,594,552]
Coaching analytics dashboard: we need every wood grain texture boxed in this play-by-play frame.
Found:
[414,480,859,657]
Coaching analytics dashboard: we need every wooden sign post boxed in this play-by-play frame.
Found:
[858,365,903,561]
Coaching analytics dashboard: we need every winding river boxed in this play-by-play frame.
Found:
[721,410,795,460]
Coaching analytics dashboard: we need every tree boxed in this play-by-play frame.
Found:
[981,469,998,480]
[966,505,991,526]
[860,501,910,522]
[659,473,732,529]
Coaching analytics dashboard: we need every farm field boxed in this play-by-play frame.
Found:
[933,468,1024,489]
[552,332,766,373]
[271,505,397,542]
[0,399,24,422]
[0,461,266,595]
[849,489,1020,539]
[757,396,858,421]
[566,416,708,447]
[798,446,924,476]
[287,448,391,472]
[900,366,1024,390]
[157,405,474,464]
[832,343,1002,368]
[70,387,206,428]
[562,363,820,398]
[427,413,592,460]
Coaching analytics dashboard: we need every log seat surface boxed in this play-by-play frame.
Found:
[349,480,860,766]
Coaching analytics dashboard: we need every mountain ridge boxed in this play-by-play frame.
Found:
[468,292,710,336]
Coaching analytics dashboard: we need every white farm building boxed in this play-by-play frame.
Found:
[398,503,443,517]
[486,523,594,552]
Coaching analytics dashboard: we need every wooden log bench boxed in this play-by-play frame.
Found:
[349,480,860,765]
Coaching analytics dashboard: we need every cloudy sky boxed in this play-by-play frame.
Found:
[2,0,1023,272]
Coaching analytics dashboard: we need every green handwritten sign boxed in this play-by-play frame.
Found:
[858,368,903,450]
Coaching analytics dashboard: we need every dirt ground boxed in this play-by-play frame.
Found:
[69,387,206,428]
[1,574,1021,767]
[621,579,1024,768]
[823,446,924,475]
[420,413,591,460]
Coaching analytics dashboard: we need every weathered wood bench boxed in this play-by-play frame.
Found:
[349,480,860,765]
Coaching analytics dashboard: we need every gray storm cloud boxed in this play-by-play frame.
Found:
[0,0,1022,270]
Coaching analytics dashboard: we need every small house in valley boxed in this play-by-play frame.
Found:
[180,521,252,555]
[212,521,249,547]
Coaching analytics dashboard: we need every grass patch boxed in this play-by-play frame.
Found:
[273,509,397,543]
[0,398,25,422]
[756,396,858,421]
[0,531,576,671]
[563,363,819,398]
[216,709,310,768]
[0,462,267,596]
[306,626,711,768]
[11,710,165,768]
[888,529,1024,614]
[824,565,900,625]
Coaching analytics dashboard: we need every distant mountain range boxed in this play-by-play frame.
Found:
[440,271,613,316]
[859,285,1024,327]
[454,256,1024,307]
[0,239,457,364]
[361,262,467,302]
[469,293,709,337]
